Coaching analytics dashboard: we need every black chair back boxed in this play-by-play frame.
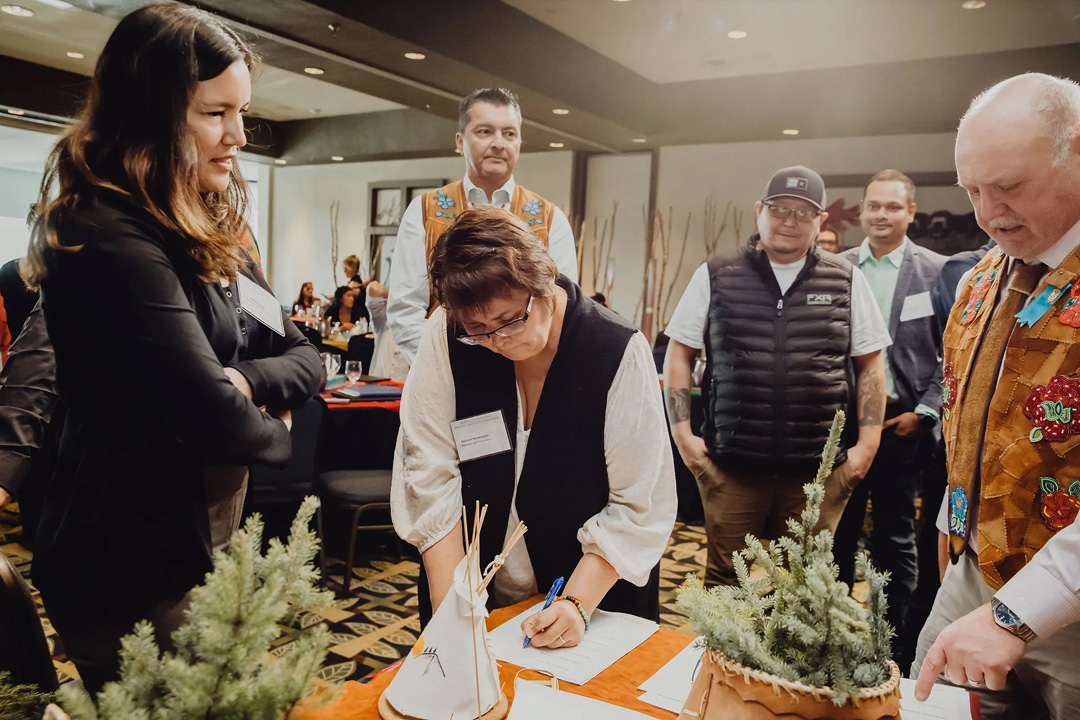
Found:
[346,335,375,372]
[0,548,57,691]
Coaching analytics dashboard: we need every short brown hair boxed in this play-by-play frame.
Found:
[864,169,916,205]
[429,206,557,324]
[458,87,521,134]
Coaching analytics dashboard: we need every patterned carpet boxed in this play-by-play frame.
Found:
[0,502,707,688]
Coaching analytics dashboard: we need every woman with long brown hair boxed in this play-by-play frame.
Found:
[24,3,320,692]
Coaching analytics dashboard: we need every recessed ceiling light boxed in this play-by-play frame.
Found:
[66,51,84,59]
[632,138,647,143]
[782,129,799,136]
[6,108,25,116]
[404,52,426,60]
[1,5,33,17]
[331,156,344,162]
[274,159,287,165]
[549,142,565,148]
[961,0,986,8]
[727,30,748,39]
[552,108,570,115]
[304,67,325,75]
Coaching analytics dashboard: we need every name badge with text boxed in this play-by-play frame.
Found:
[237,274,285,337]
[450,410,513,462]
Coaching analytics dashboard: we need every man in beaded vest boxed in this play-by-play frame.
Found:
[664,165,890,588]
[387,87,578,368]
[914,74,1080,717]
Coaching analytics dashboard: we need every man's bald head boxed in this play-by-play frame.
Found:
[960,73,1080,166]
[955,73,1080,260]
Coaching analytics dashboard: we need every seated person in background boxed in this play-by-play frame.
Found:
[293,281,320,314]
[816,225,841,254]
[324,286,362,331]
[365,280,409,382]
[392,205,677,650]
[0,258,39,341]
[589,292,610,308]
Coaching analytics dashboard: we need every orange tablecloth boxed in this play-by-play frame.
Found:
[321,381,403,413]
[292,598,691,719]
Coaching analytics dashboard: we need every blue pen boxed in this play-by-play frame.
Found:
[523,576,564,648]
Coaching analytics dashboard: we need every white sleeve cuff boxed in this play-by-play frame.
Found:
[995,561,1080,640]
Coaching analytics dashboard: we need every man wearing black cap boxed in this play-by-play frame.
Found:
[663,165,890,588]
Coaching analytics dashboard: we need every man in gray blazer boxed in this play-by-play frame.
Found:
[835,169,946,672]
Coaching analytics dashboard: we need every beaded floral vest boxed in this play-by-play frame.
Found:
[942,244,1080,589]
[420,181,555,314]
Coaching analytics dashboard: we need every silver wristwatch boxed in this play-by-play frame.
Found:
[991,597,1037,643]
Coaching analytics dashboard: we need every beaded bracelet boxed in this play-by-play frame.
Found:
[558,595,590,632]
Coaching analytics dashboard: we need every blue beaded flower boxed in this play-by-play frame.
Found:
[435,192,455,210]
[949,486,968,538]
[522,199,542,216]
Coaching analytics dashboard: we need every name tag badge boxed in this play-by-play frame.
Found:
[236,274,285,337]
[450,410,513,462]
[899,291,934,322]
[807,293,833,305]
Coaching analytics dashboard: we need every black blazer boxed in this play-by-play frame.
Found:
[33,191,321,616]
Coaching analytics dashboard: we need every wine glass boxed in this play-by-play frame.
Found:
[345,360,363,385]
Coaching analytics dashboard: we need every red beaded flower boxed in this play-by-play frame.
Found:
[1023,375,1080,442]
[961,267,999,325]
[1038,477,1080,531]
[942,363,958,420]
[1059,283,1080,327]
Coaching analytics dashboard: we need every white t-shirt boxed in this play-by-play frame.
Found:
[664,255,891,356]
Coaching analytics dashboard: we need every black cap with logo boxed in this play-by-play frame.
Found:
[762,166,827,210]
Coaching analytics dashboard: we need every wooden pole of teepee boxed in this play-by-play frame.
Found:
[467,503,484,720]
[475,522,527,595]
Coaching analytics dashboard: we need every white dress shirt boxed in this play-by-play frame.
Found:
[390,307,677,606]
[386,175,579,366]
[935,218,1080,637]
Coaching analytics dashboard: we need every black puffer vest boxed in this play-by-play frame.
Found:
[702,248,855,476]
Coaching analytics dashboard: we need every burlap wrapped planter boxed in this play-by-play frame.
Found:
[680,650,901,720]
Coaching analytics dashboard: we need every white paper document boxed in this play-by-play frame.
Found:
[898,678,972,720]
[635,637,704,712]
[508,680,654,719]
[490,603,659,685]
[635,690,684,713]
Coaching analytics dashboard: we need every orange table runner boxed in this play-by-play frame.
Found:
[292,597,690,719]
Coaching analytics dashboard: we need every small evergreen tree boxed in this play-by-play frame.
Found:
[58,496,336,720]
[0,671,55,720]
[677,411,894,705]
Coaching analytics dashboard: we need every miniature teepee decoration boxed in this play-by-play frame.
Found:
[380,504,526,720]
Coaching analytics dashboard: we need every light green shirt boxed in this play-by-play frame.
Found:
[857,238,907,402]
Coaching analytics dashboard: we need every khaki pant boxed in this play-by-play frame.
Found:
[695,457,856,587]
[912,551,1080,719]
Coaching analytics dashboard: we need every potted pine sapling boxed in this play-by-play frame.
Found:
[676,411,901,720]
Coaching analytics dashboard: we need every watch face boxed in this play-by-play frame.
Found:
[995,601,1021,627]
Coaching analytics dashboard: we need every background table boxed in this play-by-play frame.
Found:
[291,596,691,719]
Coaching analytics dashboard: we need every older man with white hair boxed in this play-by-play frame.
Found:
[914,73,1080,717]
